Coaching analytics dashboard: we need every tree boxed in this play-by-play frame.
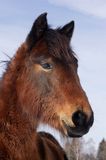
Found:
[82,153,96,160]
[65,137,96,160]
[97,138,106,160]
[65,138,84,160]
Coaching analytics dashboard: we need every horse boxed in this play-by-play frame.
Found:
[0,13,94,159]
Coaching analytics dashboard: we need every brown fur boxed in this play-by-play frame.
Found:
[0,13,93,159]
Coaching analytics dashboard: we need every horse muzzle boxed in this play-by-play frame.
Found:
[62,110,94,137]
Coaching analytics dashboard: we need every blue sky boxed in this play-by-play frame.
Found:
[0,0,106,148]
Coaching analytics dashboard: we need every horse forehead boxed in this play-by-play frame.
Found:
[31,30,74,64]
[44,30,75,63]
[36,30,68,50]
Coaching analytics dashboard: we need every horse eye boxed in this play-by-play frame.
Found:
[41,63,53,70]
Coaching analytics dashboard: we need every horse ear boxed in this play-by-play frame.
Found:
[26,13,48,49]
[60,21,74,40]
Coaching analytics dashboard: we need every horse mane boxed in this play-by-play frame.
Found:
[45,28,75,63]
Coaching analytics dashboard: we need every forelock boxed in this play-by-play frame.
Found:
[44,28,76,64]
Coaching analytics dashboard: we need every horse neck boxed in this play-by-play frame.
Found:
[0,49,38,131]
[0,61,17,104]
[0,44,24,109]
[0,70,38,131]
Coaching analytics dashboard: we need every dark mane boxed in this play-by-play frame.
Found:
[44,28,77,64]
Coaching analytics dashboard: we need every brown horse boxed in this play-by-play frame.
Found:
[0,13,94,159]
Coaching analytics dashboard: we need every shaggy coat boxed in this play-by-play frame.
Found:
[0,13,93,159]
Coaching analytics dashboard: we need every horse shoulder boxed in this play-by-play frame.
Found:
[37,132,68,160]
[0,141,10,160]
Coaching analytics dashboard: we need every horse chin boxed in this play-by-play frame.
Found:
[63,122,90,138]
[67,126,89,138]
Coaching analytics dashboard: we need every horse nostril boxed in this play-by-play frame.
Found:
[72,111,87,127]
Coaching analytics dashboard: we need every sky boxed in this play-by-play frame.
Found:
[0,0,106,149]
